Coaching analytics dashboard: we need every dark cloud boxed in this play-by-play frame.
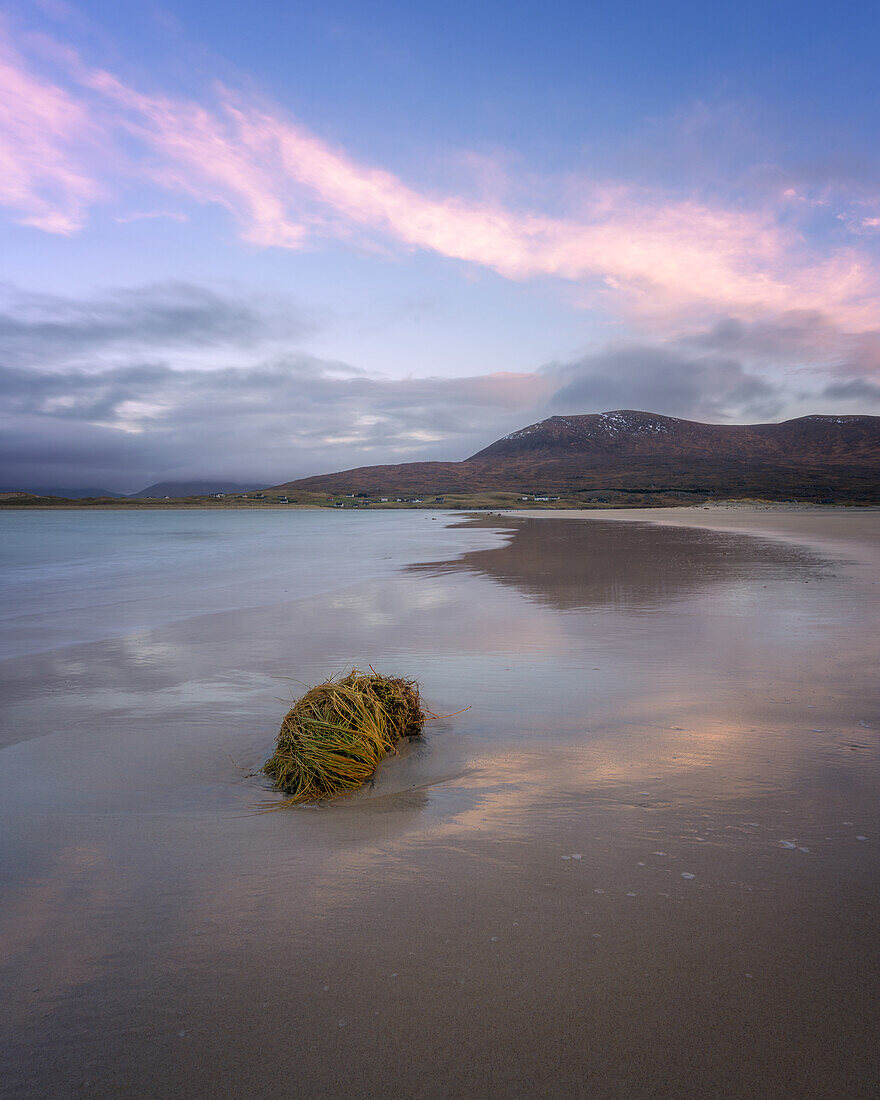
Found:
[681,312,831,358]
[0,350,540,492]
[0,417,171,490]
[682,312,880,380]
[0,281,560,492]
[1,361,173,422]
[544,344,782,423]
[0,281,316,368]
[821,378,880,404]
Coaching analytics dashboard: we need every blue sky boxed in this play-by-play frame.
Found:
[2,0,880,491]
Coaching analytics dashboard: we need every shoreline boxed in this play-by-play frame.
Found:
[2,498,878,511]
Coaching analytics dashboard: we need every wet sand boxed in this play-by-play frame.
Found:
[2,509,879,1097]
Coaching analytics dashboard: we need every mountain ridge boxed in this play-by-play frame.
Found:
[273,410,880,500]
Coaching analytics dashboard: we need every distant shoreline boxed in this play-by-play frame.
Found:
[2,496,878,511]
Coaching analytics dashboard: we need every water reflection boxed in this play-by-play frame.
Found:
[412,517,826,611]
[2,511,879,1097]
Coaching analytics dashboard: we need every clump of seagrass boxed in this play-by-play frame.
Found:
[263,669,425,803]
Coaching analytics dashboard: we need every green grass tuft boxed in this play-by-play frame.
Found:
[263,669,425,803]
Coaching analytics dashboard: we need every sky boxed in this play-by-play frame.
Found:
[2,0,880,492]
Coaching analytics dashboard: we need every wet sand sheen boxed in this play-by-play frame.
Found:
[1,509,879,1097]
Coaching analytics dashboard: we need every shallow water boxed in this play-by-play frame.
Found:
[0,509,502,661]
[1,508,879,1097]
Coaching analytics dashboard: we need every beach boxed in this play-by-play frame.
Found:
[2,506,879,1097]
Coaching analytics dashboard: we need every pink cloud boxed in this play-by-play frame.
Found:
[79,69,307,249]
[3,29,880,340]
[0,34,101,233]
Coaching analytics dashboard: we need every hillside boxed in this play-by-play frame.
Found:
[130,480,261,498]
[273,410,880,501]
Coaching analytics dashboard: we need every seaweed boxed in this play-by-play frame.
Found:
[263,669,425,803]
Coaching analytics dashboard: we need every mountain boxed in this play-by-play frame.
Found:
[130,480,262,498]
[272,410,880,501]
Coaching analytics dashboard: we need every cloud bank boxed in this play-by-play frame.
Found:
[3,280,877,493]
